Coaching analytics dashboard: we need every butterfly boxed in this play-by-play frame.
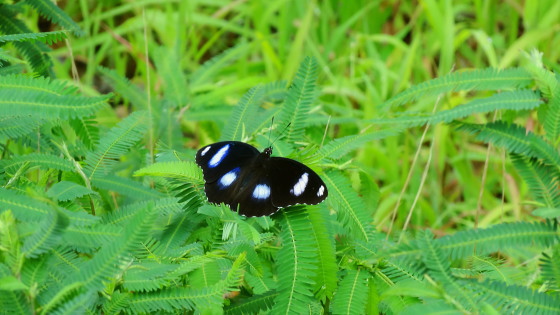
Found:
[195,141,328,217]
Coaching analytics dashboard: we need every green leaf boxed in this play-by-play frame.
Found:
[91,175,162,200]
[510,154,560,208]
[468,279,560,314]
[0,5,52,76]
[66,202,156,293]
[0,153,74,173]
[307,206,338,302]
[0,188,51,221]
[540,244,560,290]
[0,75,110,119]
[0,31,68,44]
[220,85,264,142]
[98,66,148,110]
[532,207,560,219]
[322,171,371,241]
[0,115,44,139]
[135,161,203,183]
[319,129,400,160]
[383,67,533,108]
[22,210,69,258]
[456,121,560,169]
[0,276,29,291]
[331,269,370,315]
[84,111,148,179]
[25,0,84,36]
[371,90,542,127]
[388,221,558,261]
[278,56,319,142]
[47,181,97,201]
[273,207,317,314]
[418,230,478,312]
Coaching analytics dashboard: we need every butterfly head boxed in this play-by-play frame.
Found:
[263,147,273,157]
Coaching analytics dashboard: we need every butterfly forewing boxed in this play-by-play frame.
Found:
[196,141,328,217]
[196,141,259,182]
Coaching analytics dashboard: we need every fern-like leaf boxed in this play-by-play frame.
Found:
[0,115,44,139]
[22,210,69,258]
[190,43,250,87]
[456,121,560,168]
[24,0,84,36]
[128,254,245,312]
[524,50,560,143]
[84,111,148,179]
[510,154,560,208]
[49,292,96,315]
[371,90,542,127]
[467,279,560,314]
[0,5,52,76]
[279,56,319,142]
[135,161,204,183]
[70,117,99,150]
[0,263,31,314]
[0,31,68,44]
[152,46,188,108]
[272,207,317,314]
[98,66,148,109]
[61,224,122,249]
[224,291,277,315]
[102,291,131,315]
[220,85,264,141]
[418,230,479,312]
[318,129,400,160]
[330,269,369,315]
[0,188,51,221]
[306,206,338,302]
[0,153,73,173]
[0,75,110,119]
[101,198,182,227]
[389,221,558,261]
[91,175,162,200]
[47,181,97,202]
[322,171,372,241]
[123,262,180,292]
[383,67,532,108]
[66,202,156,293]
[540,244,560,290]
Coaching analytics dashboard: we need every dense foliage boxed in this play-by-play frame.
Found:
[0,1,559,314]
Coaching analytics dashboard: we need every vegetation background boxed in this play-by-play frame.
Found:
[0,0,559,314]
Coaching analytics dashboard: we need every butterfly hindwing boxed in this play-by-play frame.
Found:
[268,157,328,208]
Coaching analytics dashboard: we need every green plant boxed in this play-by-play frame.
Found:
[1,1,560,314]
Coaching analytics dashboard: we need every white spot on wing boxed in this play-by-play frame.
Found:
[200,146,211,156]
[219,167,239,188]
[252,184,270,200]
[208,144,230,167]
[290,173,309,197]
[317,185,325,197]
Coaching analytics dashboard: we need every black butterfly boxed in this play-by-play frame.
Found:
[195,141,328,217]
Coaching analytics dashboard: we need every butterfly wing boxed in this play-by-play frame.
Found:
[201,161,279,217]
[196,141,278,216]
[196,141,328,217]
[267,157,328,208]
[196,141,259,182]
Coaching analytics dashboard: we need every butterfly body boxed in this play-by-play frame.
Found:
[196,141,328,217]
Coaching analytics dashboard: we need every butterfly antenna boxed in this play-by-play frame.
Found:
[270,122,291,146]
[320,115,331,148]
[267,116,274,148]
